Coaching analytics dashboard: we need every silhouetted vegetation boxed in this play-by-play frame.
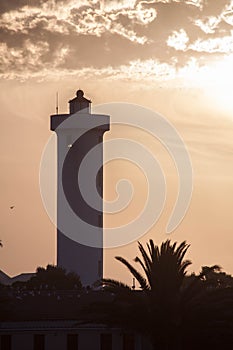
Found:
[1,241,233,349]
[0,265,83,321]
[87,240,233,350]
[14,264,82,290]
[199,265,233,288]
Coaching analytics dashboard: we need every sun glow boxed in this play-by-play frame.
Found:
[178,55,233,114]
[200,56,233,113]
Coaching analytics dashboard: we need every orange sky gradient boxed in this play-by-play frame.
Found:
[1,0,233,286]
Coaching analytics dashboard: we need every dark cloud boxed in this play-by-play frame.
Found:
[0,0,26,14]
[201,0,230,16]
[0,0,232,79]
[0,0,50,14]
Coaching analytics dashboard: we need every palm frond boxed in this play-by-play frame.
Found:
[115,256,149,290]
[101,278,131,290]
[135,241,153,287]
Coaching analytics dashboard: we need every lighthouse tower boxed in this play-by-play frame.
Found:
[50,90,110,286]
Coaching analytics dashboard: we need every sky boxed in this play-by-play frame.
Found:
[1,0,233,286]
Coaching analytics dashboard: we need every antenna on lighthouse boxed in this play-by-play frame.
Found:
[56,92,59,114]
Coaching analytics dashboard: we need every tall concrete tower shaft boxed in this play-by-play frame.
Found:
[50,90,110,286]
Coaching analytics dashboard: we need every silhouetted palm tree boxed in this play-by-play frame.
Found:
[90,240,233,350]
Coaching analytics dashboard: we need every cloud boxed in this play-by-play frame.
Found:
[1,55,222,87]
[0,40,70,78]
[193,16,222,34]
[201,0,230,16]
[0,0,156,42]
[222,8,233,26]
[0,0,233,80]
[189,30,233,53]
[185,0,203,8]
[0,57,176,81]
[167,29,190,51]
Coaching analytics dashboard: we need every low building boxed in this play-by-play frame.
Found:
[0,289,152,350]
[0,271,34,286]
[0,320,152,350]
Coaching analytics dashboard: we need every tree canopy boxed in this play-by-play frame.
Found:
[89,239,233,350]
[19,264,82,290]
